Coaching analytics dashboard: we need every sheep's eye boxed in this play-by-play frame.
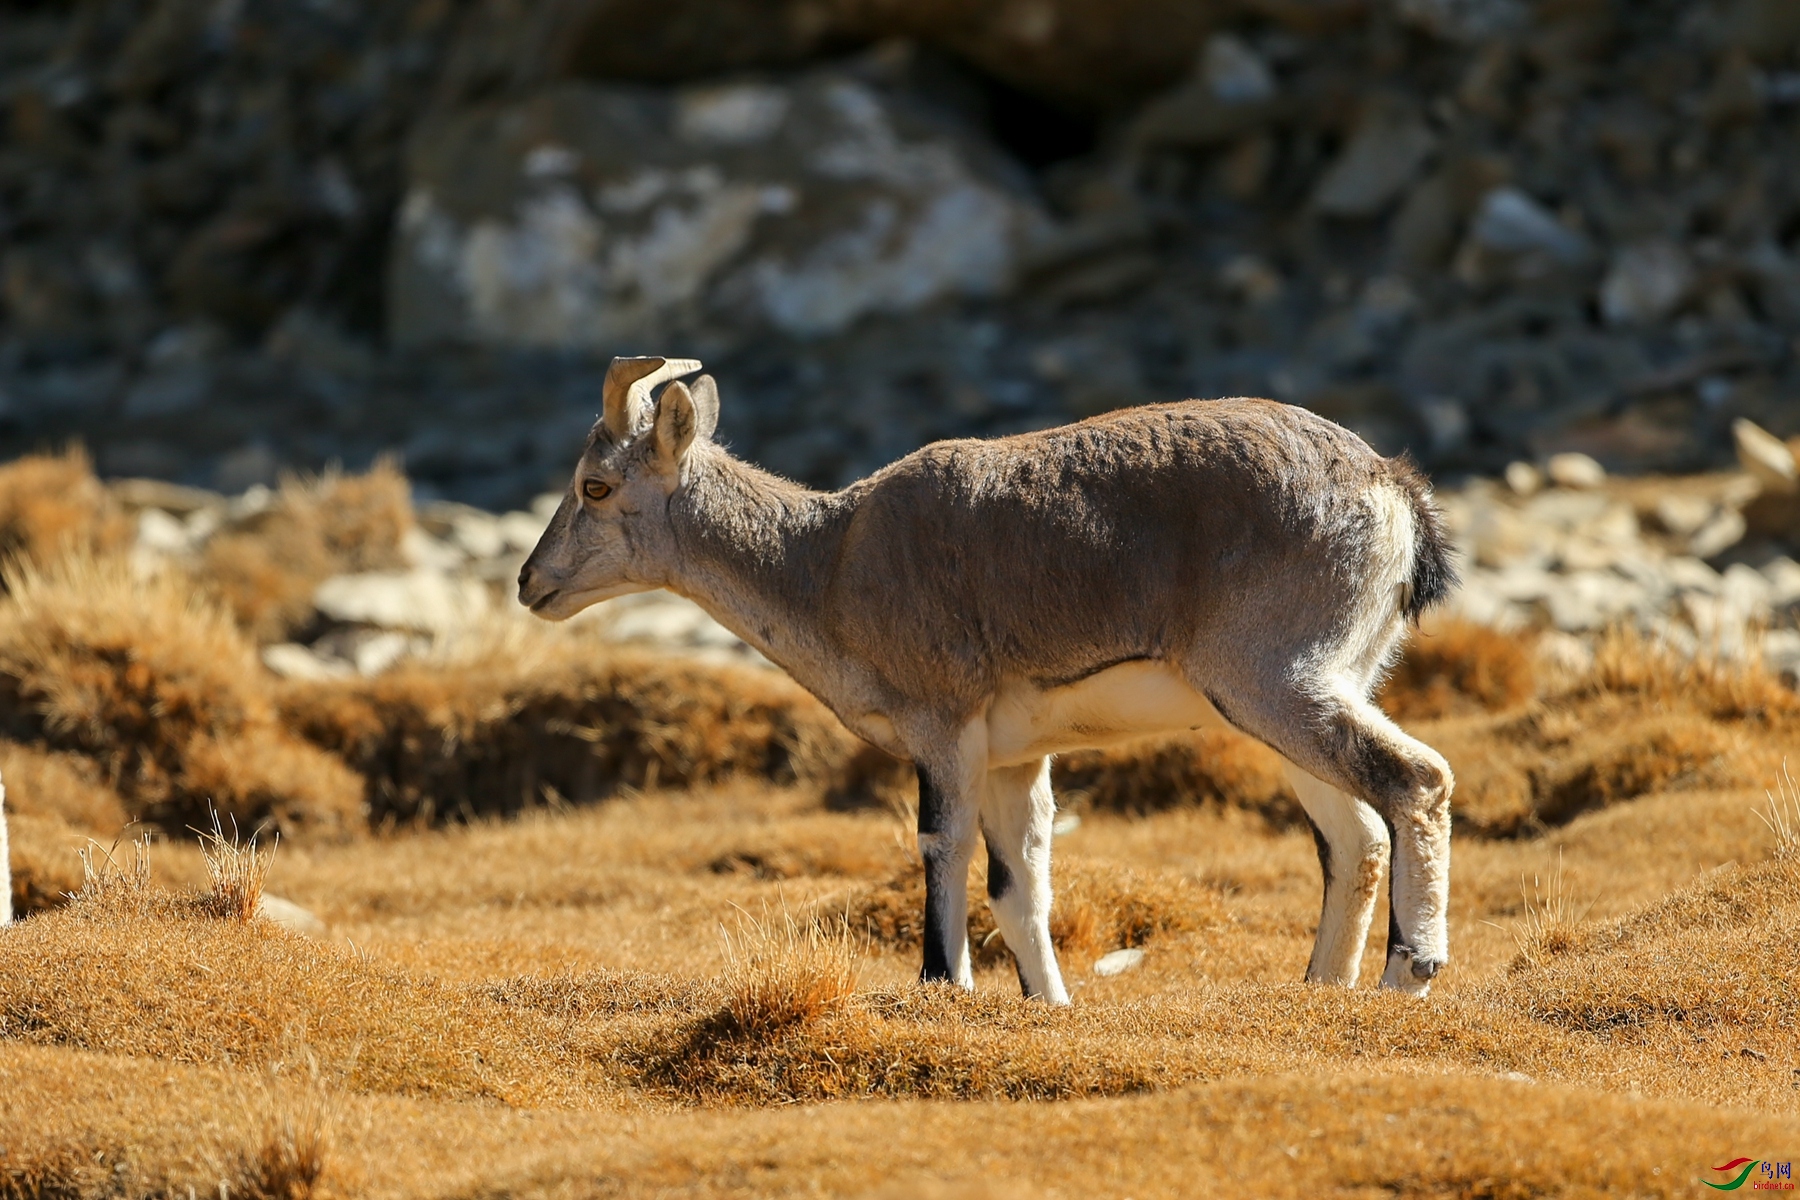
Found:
[582,480,612,502]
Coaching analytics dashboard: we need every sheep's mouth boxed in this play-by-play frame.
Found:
[528,589,562,614]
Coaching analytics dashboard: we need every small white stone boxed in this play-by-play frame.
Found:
[1052,813,1082,837]
[401,527,466,571]
[314,570,490,633]
[1093,948,1146,977]
[1546,452,1606,490]
[499,510,549,553]
[1503,461,1541,496]
[1762,557,1800,610]
[1721,562,1774,614]
[258,894,326,936]
[1653,494,1715,538]
[1663,556,1723,594]
[1732,418,1798,495]
[136,508,190,554]
[1687,508,1747,560]
[260,643,354,681]
[450,512,506,560]
[352,630,412,675]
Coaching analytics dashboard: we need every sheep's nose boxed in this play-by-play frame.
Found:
[517,563,535,595]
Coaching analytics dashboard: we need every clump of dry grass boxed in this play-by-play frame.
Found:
[835,858,1225,969]
[0,742,134,916]
[0,552,363,838]
[0,1143,88,1200]
[1506,852,1597,972]
[74,832,153,902]
[1056,730,1298,825]
[1378,619,1538,721]
[0,881,612,1106]
[1586,626,1800,722]
[232,1070,340,1200]
[1498,855,1800,1035]
[1757,762,1800,872]
[200,461,412,642]
[715,906,861,1040]
[1535,719,1740,826]
[198,809,276,922]
[0,446,131,568]
[280,644,859,826]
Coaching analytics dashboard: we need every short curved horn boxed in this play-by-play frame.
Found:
[601,356,702,439]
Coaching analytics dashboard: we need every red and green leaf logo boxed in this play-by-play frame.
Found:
[1704,1159,1761,1191]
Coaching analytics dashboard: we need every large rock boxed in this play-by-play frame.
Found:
[389,73,1051,348]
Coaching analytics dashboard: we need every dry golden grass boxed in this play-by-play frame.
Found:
[5,476,1800,1194]
[1,759,1797,1192]
[1379,618,1538,721]
[0,881,615,1106]
[0,553,362,838]
[199,808,276,921]
[714,906,861,1039]
[279,638,862,825]
[835,856,1228,972]
[0,446,131,568]
[201,461,412,642]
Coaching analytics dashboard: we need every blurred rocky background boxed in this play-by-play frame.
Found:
[3,0,1800,507]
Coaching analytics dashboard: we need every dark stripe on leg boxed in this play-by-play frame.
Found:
[1381,813,1413,962]
[1305,813,1333,897]
[916,764,948,837]
[983,823,1015,901]
[919,766,958,983]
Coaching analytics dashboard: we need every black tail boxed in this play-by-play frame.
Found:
[1389,455,1458,622]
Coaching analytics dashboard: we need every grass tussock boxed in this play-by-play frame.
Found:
[1056,729,1298,824]
[0,883,612,1107]
[280,642,860,825]
[1379,619,1538,721]
[1506,853,1597,972]
[1585,625,1800,722]
[73,832,153,902]
[0,1144,88,1200]
[0,553,363,838]
[232,1074,341,1200]
[201,461,412,643]
[199,809,276,922]
[1757,763,1800,872]
[0,447,131,568]
[0,742,134,916]
[715,907,861,1040]
[835,858,1226,968]
[1498,855,1800,1035]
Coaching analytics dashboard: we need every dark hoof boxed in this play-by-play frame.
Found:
[1410,956,1444,981]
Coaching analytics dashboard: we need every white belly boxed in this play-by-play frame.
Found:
[985,659,1228,768]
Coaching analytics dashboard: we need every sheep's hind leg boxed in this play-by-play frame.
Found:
[981,757,1068,1004]
[1201,678,1452,996]
[1285,764,1387,986]
[1302,693,1453,996]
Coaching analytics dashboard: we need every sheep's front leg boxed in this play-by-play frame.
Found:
[916,726,986,988]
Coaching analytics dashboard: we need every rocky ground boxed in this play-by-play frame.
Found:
[4,0,1800,506]
[102,416,1800,688]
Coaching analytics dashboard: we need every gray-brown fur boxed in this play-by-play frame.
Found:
[521,357,1457,1003]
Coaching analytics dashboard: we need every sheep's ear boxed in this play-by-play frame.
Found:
[601,356,701,439]
[688,374,720,441]
[652,380,699,477]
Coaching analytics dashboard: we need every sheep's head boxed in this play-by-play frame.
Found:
[517,355,716,620]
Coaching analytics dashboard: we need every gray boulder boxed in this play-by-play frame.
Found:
[390,73,1051,349]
